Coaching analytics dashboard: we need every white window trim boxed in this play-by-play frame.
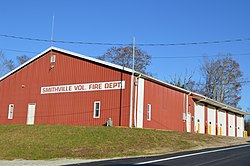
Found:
[93,101,101,118]
[50,55,56,63]
[8,104,14,120]
[147,104,151,121]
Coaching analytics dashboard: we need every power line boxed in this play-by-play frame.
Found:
[0,48,39,54]
[139,38,250,46]
[173,80,250,86]
[0,34,127,46]
[1,33,250,47]
[152,53,250,59]
[1,46,250,60]
[240,80,250,84]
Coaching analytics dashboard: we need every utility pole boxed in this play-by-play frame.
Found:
[129,37,135,128]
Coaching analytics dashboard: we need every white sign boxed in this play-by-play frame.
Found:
[41,80,125,94]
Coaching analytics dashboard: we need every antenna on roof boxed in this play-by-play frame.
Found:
[49,15,55,68]
[50,15,55,47]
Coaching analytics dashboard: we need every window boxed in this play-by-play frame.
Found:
[147,104,151,121]
[94,101,101,118]
[8,104,14,120]
[50,55,56,63]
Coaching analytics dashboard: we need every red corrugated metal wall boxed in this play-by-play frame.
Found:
[143,80,185,131]
[0,48,245,138]
[0,50,131,126]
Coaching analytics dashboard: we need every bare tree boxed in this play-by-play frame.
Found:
[168,70,198,91]
[98,46,152,75]
[0,51,30,75]
[199,55,243,107]
[16,55,30,65]
[0,51,5,75]
[4,59,15,71]
[0,51,14,74]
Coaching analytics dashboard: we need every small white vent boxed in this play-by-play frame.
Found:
[50,55,56,63]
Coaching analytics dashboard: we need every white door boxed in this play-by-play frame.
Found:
[137,78,144,128]
[237,115,244,137]
[186,112,191,132]
[218,110,226,136]
[27,104,36,125]
[228,113,235,137]
[207,106,216,135]
[195,103,205,134]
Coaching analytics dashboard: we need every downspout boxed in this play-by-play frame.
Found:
[186,92,192,132]
[129,37,135,128]
[134,77,138,128]
[129,71,134,128]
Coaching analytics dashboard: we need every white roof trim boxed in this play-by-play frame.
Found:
[0,46,132,81]
[52,47,133,73]
[138,74,248,115]
[0,46,247,116]
[0,47,52,81]
[192,95,248,115]
[139,73,192,94]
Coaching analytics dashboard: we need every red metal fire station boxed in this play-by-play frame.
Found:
[0,47,248,137]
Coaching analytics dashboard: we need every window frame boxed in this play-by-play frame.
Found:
[147,104,151,121]
[50,54,56,63]
[93,101,101,118]
[8,104,14,120]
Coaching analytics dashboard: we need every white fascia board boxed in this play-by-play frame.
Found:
[192,94,248,116]
[138,73,192,94]
[0,46,133,81]
[0,47,52,81]
[51,47,133,73]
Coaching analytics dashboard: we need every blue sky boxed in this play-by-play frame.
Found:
[0,0,249,111]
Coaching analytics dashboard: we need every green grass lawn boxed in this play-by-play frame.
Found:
[0,125,248,160]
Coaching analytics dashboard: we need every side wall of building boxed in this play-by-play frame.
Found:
[143,79,185,131]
